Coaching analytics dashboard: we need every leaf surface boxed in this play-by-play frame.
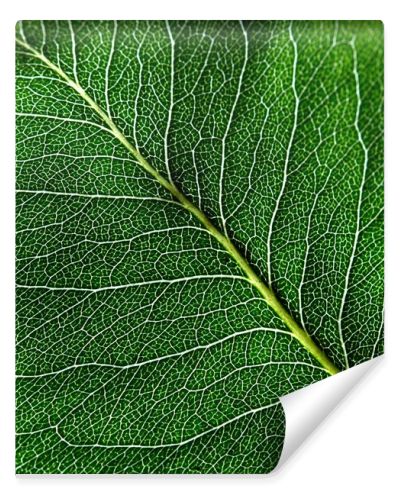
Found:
[16,20,383,473]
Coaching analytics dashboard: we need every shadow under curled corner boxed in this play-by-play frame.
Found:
[275,355,383,471]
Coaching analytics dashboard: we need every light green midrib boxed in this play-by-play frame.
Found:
[16,37,340,376]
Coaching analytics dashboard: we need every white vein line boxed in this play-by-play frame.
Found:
[337,39,369,370]
[105,20,117,118]
[16,274,249,292]
[96,371,133,442]
[347,259,382,291]
[40,20,46,52]
[54,20,61,67]
[16,292,96,346]
[72,281,173,363]
[298,22,338,100]
[16,112,110,133]
[164,20,175,183]
[267,22,299,285]
[187,35,216,207]
[186,360,327,393]
[219,20,249,235]
[132,24,148,148]
[23,351,274,438]
[360,205,384,233]
[16,189,176,205]
[16,225,216,262]
[53,403,279,449]
[16,327,293,378]
[332,20,339,46]
[16,199,91,235]
[17,21,27,43]
[227,101,270,221]
[371,314,384,359]
[16,118,65,146]
[19,294,262,351]
[68,20,79,83]
[298,163,333,329]
[16,153,138,164]
[16,75,69,83]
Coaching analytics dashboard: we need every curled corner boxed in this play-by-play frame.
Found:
[276,355,383,470]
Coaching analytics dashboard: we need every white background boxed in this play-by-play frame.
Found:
[1,1,398,498]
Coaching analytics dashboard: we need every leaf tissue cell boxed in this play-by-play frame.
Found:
[16,20,383,473]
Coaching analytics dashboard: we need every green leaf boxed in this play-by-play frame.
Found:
[16,20,384,474]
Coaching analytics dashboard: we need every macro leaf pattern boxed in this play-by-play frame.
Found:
[16,20,383,473]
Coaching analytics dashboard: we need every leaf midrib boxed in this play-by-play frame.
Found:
[16,37,340,376]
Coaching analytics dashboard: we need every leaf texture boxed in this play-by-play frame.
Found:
[16,20,384,473]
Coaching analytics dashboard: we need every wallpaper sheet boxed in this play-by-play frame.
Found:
[16,20,383,474]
